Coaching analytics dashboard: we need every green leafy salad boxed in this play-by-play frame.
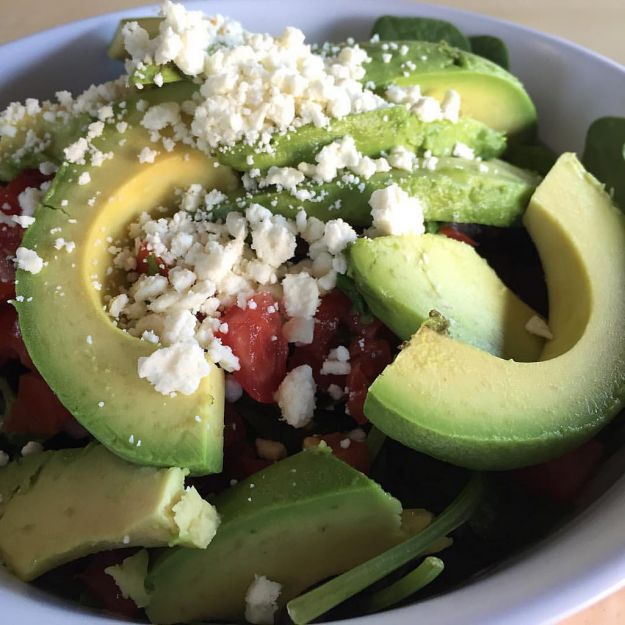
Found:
[0,2,624,623]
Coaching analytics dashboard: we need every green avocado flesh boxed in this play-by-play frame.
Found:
[217,106,505,172]
[16,84,239,474]
[365,154,625,470]
[145,447,404,624]
[0,109,91,182]
[216,157,538,227]
[0,445,219,581]
[349,234,543,361]
[363,40,537,140]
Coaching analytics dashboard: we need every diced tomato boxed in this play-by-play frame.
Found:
[223,403,246,447]
[0,303,33,368]
[288,290,352,381]
[224,440,271,481]
[217,292,288,403]
[346,337,392,424]
[0,169,50,215]
[78,550,142,619]
[511,439,604,504]
[0,224,23,304]
[136,242,168,277]
[2,372,77,437]
[439,225,479,247]
[304,433,369,473]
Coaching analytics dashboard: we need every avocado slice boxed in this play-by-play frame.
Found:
[349,233,544,361]
[0,106,91,181]
[145,447,405,624]
[0,445,220,581]
[16,83,239,474]
[216,157,539,227]
[362,40,536,141]
[365,154,625,470]
[217,106,505,172]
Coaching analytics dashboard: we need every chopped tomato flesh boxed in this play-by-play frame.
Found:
[0,303,33,368]
[304,433,369,473]
[136,242,168,276]
[512,439,604,503]
[439,225,479,247]
[3,372,76,437]
[224,440,271,481]
[217,293,288,403]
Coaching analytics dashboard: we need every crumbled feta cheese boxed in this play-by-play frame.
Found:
[452,141,475,160]
[138,340,211,395]
[275,365,316,428]
[441,89,461,122]
[17,186,42,216]
[282,316,315,344]
[12,215,35,228]
[0,450,9,467]
[525,315,554,340]
[138,146,159,164]
[15,247,44,274]
[108,293,129,319]
[225,375,243,402]
[369,184,425,236]
[322,218,357,254]
[320,346,351,376]
[282,273,319,319]
[54,238,76,253]
[244,575,282,625]
[327,383,345,400]
[21,441,43,456]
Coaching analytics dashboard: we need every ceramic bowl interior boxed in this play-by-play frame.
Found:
[2,2,625,624]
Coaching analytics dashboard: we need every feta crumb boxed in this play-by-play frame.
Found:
[327,383,345,400]
[108,293,129,319]
[78,171,91,186]
[322,218,357,254]
[0,450,9,467]
[282,273,319,319]
[525,315,554,340]
[275,365,316,428]
[15,247,44,274]
[21,441,43,456]
[369,184,425,236]
[339,437,351,449]
[282,316,314,344]
[320,346,351,376]
[244,575,282,625]
[452,141,475,160]
[225,375,243,403]
[86,335,93,345]
[138,146,159,163]
[12,215,35,228]
[138,341,212,395]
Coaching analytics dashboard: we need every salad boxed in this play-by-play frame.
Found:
[1,3,624,624]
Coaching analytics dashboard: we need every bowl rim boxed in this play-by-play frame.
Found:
[1,2,625,625]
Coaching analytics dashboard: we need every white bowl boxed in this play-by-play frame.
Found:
[2,2,625,624]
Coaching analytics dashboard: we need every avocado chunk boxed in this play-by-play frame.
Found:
[145,447,405,624]
[16,84,239,474]
[0,106,90,181]
[105,550,151,608]
[217,106,505,172]
[0,445,220,581]
[362,40,536,141]
[365,154,625,470]
[349,233,544,361]
[215,157,539,227]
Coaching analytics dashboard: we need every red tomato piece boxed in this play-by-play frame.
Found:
[136,242,168,277]
[288,290,352,380]
[78,550,142,619]
[0,169,50,216]
[224,440,271,481]
[217,292,288,403]
[0,225,22,304]
[0,303,33,368]
[512,439,604,504]
[346,337,392,424]
[304,433,369,473]
[439,225,479,247]
[3,372,77,437]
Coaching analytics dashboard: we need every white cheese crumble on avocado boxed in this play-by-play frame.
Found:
[15,247,44,274]
[244,575,283,625]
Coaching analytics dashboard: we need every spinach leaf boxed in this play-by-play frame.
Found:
[504,143,557,176]
[582,117,625,208]
[371,16,470,51]
[470,35,509,69]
